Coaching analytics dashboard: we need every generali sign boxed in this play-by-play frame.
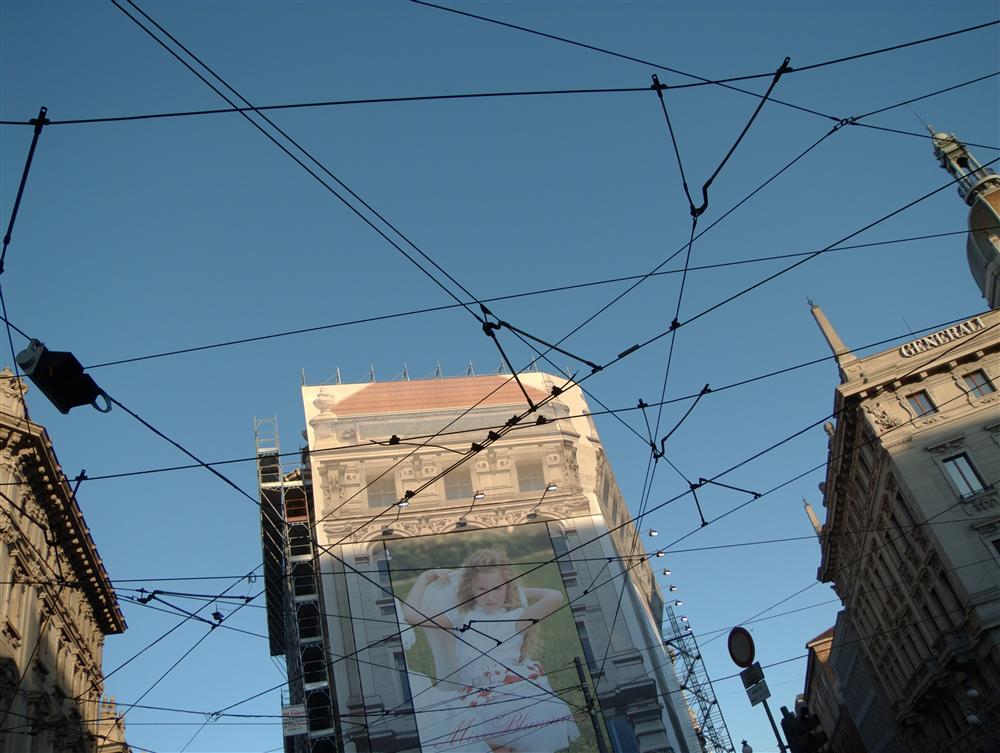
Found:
[899,316,985,357]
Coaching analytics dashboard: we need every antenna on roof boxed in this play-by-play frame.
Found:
[467,360,476,377]
[905,103,931,132]
[335,366,342,385]
[301,368,307,386]
[497,358,508,375]
[402,362,410,381]
[368,364,376,383]
[433,361,443,379]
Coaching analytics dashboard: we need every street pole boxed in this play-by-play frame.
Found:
[761,699,788,753]
[574,656,610,753]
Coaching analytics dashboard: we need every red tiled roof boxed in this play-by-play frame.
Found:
[331,376,547,416]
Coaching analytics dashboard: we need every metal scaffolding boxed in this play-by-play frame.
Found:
[662,605,736,753]
[255,417,340,753]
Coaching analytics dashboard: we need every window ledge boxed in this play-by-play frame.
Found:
[960,491,999,516]
[2,619,22,649]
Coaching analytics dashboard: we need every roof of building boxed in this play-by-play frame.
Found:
[0,371,126,634]
[328,375,548,416]
[807,626,835,647]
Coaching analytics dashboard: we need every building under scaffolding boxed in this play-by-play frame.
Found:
[256,373,721,753]
[256,417,340,753]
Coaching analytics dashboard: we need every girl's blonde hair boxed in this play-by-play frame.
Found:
[455,548,540,660]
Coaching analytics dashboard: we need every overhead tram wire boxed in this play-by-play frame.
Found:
[112,0,485,329]
[98,358,592,716]
[0,60,756,753]
[5,69,974,447]
[0,72,996,156]
[696,329,1000,648]
[0,85,650,127]
[0,108,50,423]
[111,0,639,554]
[47,34,996,721]
[25,407,989,744]
[415,2,997,86]
[162,351,987,729]
[597,155,1000,373]
[46,223,982,374]
[853,70,999,121]
[464,76,946,390]
[628,53,793,589]
[0,305,978,492]
[4,510,987,595]
[32,561,985,732]
[1,298,984,704]
[410,0,997,126]
[218,327,985,726]
[27,558,979,745]
[315,427,839,741]
[41,600,968,748]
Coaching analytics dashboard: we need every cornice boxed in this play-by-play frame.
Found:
[320,495,591,544]
[0,413,125,635]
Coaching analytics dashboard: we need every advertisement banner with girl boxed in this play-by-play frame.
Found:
[388,523,599,753]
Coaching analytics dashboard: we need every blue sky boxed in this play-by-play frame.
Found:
[1,2,997,752]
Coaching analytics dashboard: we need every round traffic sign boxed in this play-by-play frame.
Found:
[728,626,755,668]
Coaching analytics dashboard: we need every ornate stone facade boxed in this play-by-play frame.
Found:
[288,373,702,753]
[813,307,1000,753]
[0,372,129,753]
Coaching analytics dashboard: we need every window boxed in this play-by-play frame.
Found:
[444,465,473,501]
[942,454,986,498]
[906,390,937,417]
[964,370,996,398]
[516,458,545,493]
[393,651,412,706]
[575,621,597,669]
[376,557,390,585]
[366,469,398,508]
[550,534,575,577]
[608,717,640,753]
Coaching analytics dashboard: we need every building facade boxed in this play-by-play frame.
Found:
[0,372,129,753]
[258,372,704,753]
[800,626,866,753]
[803,132,1000,753]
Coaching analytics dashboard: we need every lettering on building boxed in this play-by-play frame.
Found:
[898,317,985,357]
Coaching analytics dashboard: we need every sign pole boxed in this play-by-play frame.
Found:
[574,657,610,753]
[761,699,788,753]
[727,628,789,753]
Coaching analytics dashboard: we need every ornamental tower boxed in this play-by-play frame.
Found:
[930,130,1000,307]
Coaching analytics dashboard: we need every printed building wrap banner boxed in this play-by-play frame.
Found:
[386,523,598,753]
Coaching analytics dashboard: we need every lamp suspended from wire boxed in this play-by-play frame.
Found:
[525,483,558,520]
[457,490,487,527]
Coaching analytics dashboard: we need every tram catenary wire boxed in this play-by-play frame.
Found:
[210,321,999,723]
[18,5,994,734]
